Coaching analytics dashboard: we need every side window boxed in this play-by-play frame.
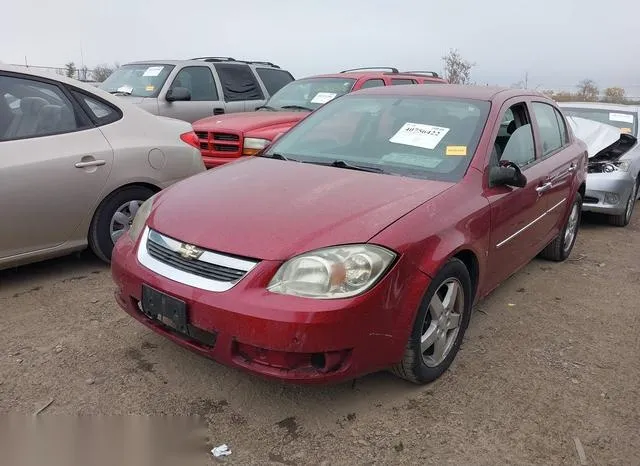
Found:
[391,79,416,85]
[255,68,294,95]
[554,107,568,144]
[213,63,265,102]
[0,74,83,141]
[360,79,385,89]
[72,91,122,126]
[492,103,535,168]
[532,102,564,157]
[170,66,219,101]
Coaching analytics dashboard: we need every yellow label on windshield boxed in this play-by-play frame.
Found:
[621,127,632,134]
[446,145,467,156]
[145,85,155,92]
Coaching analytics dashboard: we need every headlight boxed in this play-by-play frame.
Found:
[128,195,156,241]
[615,161,631,172]
[242,137,270,156]
[267,244,396,299]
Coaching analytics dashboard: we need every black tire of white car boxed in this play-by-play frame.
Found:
[609,179,638,227]
[89,186,155,263]
[391,258,472,384]
[540,192,582,262]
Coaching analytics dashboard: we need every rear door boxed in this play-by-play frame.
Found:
[529,101,582,231]
[158,65,225,122]
[0,73,114,258]
[212,63,266,113]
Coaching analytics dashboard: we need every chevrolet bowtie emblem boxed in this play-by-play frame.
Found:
[178,243,203,260]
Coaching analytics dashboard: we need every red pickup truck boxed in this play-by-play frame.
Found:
[192,67,447,168]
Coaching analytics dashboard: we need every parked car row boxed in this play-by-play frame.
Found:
[2,59,638,386]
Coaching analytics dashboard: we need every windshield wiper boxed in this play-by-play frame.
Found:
[306,159,386,173]
[108,90,132,96]
[256,105,277,111]
[280,105,313,112]
[263,152,299,162]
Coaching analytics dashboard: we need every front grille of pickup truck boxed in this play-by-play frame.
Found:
[195,131,241,156]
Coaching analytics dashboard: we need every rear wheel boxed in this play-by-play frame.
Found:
[89,186,155,263]
[609,180,638,227]
[391,258,472,384]
[540,192,582,262]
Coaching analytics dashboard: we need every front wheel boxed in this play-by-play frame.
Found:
[539,192,582,262]
[89,186,155,263]
[609,180,638,227]
[391,258,472,384]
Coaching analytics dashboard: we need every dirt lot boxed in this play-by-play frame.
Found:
[1,213,639,465]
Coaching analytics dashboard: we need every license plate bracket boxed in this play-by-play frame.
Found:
[141,284,188,335]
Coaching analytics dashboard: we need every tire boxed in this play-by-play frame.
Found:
[540,192,582,262]
[391,258,472,384]
[609,180,638,227]
[89,186,155,263]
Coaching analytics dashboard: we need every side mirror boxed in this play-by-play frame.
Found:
[489,161,527,188]
[166,87,191,102]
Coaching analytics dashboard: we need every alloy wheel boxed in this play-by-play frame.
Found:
[421,278,464,367]
[109,200,143,244]
[563,202,579,253]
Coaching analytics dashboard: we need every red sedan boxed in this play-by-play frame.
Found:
[111,84,587,385]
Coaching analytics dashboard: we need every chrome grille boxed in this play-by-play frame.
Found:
[147,241,246,282]
[137,228,259,292]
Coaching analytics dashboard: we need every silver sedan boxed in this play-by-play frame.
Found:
[0,65,206,269]
[560,102,640,226]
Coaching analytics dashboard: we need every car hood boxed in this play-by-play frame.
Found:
[567,116,638,162]
[193,111,306,134]
[149,158,453,260]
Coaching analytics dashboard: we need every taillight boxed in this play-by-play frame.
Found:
[180,131,200,149]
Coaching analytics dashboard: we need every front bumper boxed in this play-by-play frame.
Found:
[111,234,429,384]
[582,172,636,215]
[202,156,236,169]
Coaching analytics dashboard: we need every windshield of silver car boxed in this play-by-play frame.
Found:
[100,64,175,97]
[562,107,637,136]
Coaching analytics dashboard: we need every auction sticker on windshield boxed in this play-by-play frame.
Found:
[116,85,134,94]
[143,66,164,77]
[389,123,450,150]
[311,92,337,104]
[610,112,634,124]
[446,145,467,156]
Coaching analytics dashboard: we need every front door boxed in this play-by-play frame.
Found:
[0,73,113,258]
[158,65,226,123]
[484,100,554,290]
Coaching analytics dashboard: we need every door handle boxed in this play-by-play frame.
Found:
[75,159,106,168]
[536,182,552,194]
[213,107,225,115]
[566,163,577,173]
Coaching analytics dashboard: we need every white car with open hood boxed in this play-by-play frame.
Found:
[561,103,640,226]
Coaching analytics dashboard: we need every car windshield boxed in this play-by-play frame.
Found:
[561,107,637,136]
[264,94,491,182]
[263,77,357,111]
[100,64,175,97]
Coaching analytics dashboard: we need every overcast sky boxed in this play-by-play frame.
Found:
[2,0,639,92]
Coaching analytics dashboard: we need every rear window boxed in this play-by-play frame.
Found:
[100,64,174,97]
[265,94,490,182]
[255,68,294,95]
[561,107,637,136]
[213,63,265,102]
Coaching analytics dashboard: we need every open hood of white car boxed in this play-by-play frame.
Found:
[566,116,623,158]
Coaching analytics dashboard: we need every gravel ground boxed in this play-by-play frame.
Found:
[1,213,639,465]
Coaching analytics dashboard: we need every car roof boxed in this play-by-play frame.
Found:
[558,101,640,113]
[0,64,144,111]
[308,71,446,81]
[349,83,545,101]
[125,59,282,69]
